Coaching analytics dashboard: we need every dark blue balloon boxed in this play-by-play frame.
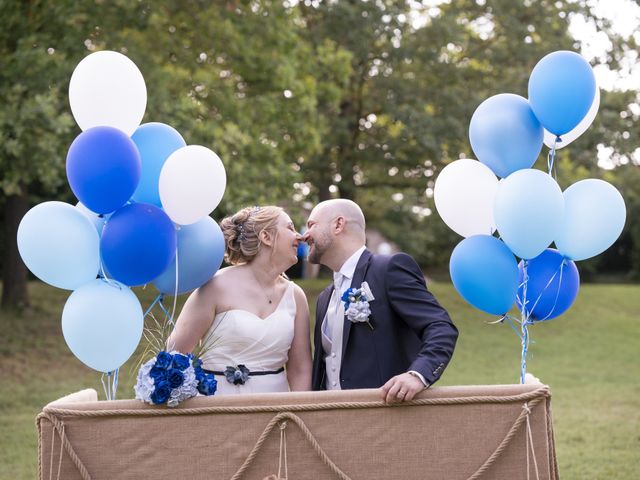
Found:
[528,51,596,136]
[469,94,543,178]
[101,203,177,287]
[449,235,519,315]
[153,216,224,295]
[66,126,141,214]
[516,248,580,321]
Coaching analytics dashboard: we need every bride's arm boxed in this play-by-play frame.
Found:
[286,284,312,391]
[166,279,217,354]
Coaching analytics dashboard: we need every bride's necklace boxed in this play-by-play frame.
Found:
[250,267,277,304]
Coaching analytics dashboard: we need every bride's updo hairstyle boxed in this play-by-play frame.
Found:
[220,206,283,265]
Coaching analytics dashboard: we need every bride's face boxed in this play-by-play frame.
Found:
[270,213,300,268]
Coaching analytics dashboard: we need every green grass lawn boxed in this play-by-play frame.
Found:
[1,280,638,479]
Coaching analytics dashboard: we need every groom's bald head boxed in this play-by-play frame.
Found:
[304,199,367,270]
[311,199,366,239]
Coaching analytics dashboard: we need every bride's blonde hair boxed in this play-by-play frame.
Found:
[219,206,283,265]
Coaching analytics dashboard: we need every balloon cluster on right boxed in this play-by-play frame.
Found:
[435,50,626,321]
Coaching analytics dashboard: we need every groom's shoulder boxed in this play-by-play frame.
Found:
[370,251,419,271]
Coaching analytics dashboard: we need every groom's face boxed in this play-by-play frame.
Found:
[304,209,334,265]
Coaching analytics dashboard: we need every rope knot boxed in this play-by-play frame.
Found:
[279,421,287,431]
[522,403,531,415]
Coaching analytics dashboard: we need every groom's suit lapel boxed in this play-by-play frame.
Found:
[342,249,373,360]
[317,285,334,327]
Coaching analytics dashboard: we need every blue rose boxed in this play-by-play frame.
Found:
[150,380,171,404]
[198,374,218,396]
[155,351,172,370]
[194,366,205,383]
[150,365,167,382]
[172,353,190,371]
[166,368,184,389]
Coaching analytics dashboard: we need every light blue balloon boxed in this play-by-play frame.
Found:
[528,51,596,136]
[494,169,564,260]
[17,201,100,290]
[153,216,225,295]
[449,235,519,315]
[555,179,626,261]
[61,279,143,373]
[131,123,186,207]
[469,93,543,178]
[75,202,110,236]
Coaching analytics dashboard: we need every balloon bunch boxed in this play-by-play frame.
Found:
[17,51,226,396]
[434,51,626,383]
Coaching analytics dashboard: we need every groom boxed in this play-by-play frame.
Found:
[303,199,458,402]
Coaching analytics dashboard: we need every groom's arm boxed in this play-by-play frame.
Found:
[385,253,458,387]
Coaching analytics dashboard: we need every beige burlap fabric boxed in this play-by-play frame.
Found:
[37,384,558,480]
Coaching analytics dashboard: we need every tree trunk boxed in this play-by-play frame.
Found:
[1,191,30,309]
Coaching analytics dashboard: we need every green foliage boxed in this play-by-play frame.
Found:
[0,0,638,281]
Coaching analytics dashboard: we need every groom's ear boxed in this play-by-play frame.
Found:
[333,216,347,234]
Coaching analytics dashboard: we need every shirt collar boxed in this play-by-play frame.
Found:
[337,246,366,282]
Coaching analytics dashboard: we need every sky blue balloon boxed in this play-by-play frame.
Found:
[66,126,141,214]
[494,169,564,260]
[101,203,177,286]
[517,249,580,321]
[17,201,100,290]
[528,51,596,136]
[449,235,519,315]
[75,202,110,236]
[469,93,543,178]
[62,279,143,372]
[131,123,186,207]
[153,216,224,295]
[555,179,626,261]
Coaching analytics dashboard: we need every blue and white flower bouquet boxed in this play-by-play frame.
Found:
[134,351,217,407]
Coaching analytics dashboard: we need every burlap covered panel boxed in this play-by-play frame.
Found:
[38,385,556,480]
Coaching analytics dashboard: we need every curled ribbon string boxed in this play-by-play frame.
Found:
[547,135,560,177]
[100,369,119,400]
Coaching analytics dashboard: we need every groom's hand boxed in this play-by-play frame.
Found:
[381,373,426,403]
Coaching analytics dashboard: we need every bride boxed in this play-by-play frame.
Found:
[167,206,312,394]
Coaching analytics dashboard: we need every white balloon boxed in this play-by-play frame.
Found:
[543,85,600,150]
[69,51,147,136]
[434,159,499,237]
[159,145,227,225]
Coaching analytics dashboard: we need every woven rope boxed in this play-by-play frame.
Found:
[36,412,92,480]
[230,412,352,480]
[36,386,551,480]
[466,397,545,480]
[43,386,550,418]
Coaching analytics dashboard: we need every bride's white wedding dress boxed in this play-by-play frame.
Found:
[200,281,296,395]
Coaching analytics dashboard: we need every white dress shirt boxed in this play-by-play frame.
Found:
[322,246,366,390]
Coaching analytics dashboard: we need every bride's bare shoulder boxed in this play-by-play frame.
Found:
[202,266,245,293]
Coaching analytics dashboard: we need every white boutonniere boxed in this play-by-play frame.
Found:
[341,281,375,330]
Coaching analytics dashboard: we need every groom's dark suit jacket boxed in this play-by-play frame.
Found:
[312,249,458,390]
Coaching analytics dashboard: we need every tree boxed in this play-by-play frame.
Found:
[0,1,144,308]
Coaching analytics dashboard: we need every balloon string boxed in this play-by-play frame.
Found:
[170,244,179,327]
[519,261,531,384]
[536,262,565,322]
[547,135,560,178]
[98,263,121,290]
[144,294,164,318]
